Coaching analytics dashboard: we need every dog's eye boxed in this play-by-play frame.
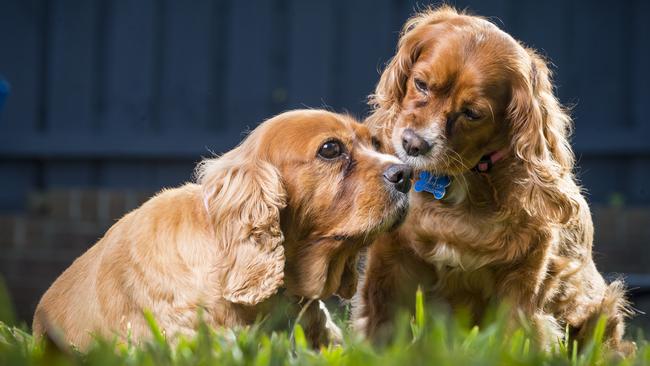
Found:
[318,140,343,159]
[371,137,382,151]
[414,78,428,94]
[462,108,482,121]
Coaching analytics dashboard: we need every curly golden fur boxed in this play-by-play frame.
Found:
[33,110,409,349]
[354,6,633,354]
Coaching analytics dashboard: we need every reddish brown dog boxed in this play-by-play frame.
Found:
[353,6,633,354]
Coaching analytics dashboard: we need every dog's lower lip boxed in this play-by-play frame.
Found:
[389,205,409,230]
[385,197,409,229]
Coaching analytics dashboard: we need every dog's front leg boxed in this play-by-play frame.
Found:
[494,260,562,349]
[353,255,404,343]
[297,300,342,348]
[352,234,429,344]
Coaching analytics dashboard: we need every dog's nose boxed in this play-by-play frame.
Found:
[401,128,431,156]
[383,164,413,193]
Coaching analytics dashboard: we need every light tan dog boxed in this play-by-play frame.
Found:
[33,109,412,349]
[353,6,633,354]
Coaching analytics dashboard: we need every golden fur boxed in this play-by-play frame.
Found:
[33,110,409,349]
[353,6,633,354]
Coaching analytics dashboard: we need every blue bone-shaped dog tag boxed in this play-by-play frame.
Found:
[413,171,451,200]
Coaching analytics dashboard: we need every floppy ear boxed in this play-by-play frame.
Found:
[365,22,424,147]
[336,254,360,300]
[373,5,462,106]
[197,154,287,305]
[508,49,579,224]
[369,21,425,115]
[367,5,460,142]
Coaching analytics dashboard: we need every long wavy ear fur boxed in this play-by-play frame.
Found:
[508,48,579,224]
[196,147,287,305]
[367,5,460,142]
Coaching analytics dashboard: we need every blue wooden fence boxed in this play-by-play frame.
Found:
[0,0,648,210]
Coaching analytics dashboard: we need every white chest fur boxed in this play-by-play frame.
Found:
[426,242,485,271]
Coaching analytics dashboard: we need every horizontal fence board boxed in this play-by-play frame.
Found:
[0,132,243,158]
[99,161,195,189]
[150,161,196,188]
[43,161,97,187]
[579,157,650,205]
[1,132,650,158]
[0,162,39,211]
[628,158,650,205]
[102,162,158,189]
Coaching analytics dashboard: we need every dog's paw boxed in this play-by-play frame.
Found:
[318,301,343,345]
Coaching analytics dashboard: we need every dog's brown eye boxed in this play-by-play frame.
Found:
[414,78,428,94]
[371,137,382,151]
[463,108,482,121]
[318,140,343,159]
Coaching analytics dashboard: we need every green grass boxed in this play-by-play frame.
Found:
[1,285,649,366]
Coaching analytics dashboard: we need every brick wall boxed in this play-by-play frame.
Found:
[0,189,152,324]
[0,190,648,329]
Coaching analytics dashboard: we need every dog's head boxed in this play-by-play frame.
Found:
[368,6,577,222]
[197,110,410,305]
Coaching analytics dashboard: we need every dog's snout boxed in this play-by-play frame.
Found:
[401,128,431,156]
[383,164,413,193]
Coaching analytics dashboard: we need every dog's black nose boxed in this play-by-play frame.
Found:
[383,164,413,193]
[401,128,431,156]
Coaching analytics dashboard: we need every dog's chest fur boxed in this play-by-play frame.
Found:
[425,241,485,271]
[402,190,553,301]
[409,196,502,267]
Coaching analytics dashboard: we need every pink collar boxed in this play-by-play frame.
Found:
[474,149,507,173]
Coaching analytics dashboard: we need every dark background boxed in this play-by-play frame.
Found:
[0,0,648,329]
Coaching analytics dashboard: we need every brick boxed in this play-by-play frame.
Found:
[96,190,111,222]
[51,222,102,253]
[79,189,99,222]
[2,255,70,324]
[26,192,48,216]
[6,256,71,286]
[4,218,102,254]
[107,191,127,221]
[30,189,154,222]
[125,191,152,212]
[12,218,53,252]
[0,216,14,249]
[41,190,72,220]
